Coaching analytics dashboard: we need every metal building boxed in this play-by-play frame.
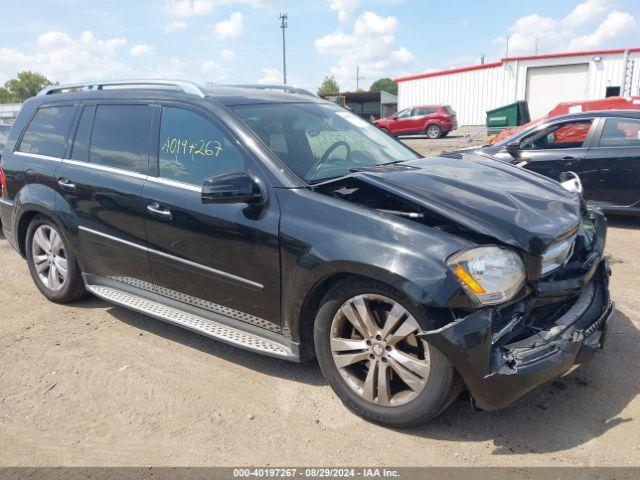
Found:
[320,91,398,120]
[395,48,640,126]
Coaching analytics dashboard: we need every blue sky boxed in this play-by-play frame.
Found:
[1,0,639,91]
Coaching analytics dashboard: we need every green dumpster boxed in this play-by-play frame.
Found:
[486,101,530,135]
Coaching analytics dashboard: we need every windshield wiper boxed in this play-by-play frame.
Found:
[349,159,408,173]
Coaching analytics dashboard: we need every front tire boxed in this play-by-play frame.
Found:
[26,215,87,303]
[314,277,461,427]
[425,124,441,139]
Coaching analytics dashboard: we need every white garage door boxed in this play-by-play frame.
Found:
[526,64,589,119]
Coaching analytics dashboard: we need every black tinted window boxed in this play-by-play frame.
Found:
[159,107,245,185]
[71,106,94,162]
[18,106,75,157]
[599,118,640,147]
[415,108,437,116]
[90,105,150,173]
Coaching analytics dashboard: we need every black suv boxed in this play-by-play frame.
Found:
[0,80,614,427]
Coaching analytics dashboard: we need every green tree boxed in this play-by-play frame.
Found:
[4,71,53,102]
[369,77,397,96]
[317,75,340,95]
[0,87,16,104]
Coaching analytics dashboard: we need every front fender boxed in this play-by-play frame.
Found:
[276,188,474,342]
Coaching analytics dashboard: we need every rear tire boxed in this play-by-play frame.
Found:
[25,215,87,303]
[425,124,441,139]
[314,277,461,428]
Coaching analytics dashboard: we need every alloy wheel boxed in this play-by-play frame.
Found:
[31,224,68,291]
[426,125,440,139]
[330,294,430,407]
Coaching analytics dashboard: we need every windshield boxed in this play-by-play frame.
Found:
[231,102,420,183]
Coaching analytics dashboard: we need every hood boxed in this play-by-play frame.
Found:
[352,153,581,255]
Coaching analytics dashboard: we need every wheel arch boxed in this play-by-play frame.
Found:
[295,264,453,362]
[13,184,80,262]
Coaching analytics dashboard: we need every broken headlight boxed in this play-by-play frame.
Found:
[447,246,526,306]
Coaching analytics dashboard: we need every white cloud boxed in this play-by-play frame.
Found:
[562,0,612,29]
[353,11,397,35]
[569,10,637,49]
[0,30,134,82]
[165,20,187,33]
[493,0,636,56]
[164,0,270,18]
[201,59,234,82]
[130,43,154,57]
[165,0,216,17]
[213,12,244,40]
[220,49,235,61]
[329,0,362,23]
[315,10,414,90]
[258,68,282,84]
[37,31,73,49]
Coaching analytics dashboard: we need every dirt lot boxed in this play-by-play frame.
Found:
[1,134,639,467]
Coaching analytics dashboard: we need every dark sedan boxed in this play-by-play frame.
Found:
[458,111,640,215]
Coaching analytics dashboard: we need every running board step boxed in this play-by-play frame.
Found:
[86,284,295,359]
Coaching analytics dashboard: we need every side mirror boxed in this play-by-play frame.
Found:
[505,142,521,159]
[391,115,398,120]
[202,171,264,205]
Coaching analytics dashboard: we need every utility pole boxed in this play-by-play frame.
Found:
[356,65,365,91]
[279,12,288,84]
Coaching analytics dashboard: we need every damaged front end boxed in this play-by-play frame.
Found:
[312,157,614,410]
[423,208,614,410]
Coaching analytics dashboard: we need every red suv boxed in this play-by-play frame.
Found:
[375,105,457,138]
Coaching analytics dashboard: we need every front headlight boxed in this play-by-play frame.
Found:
[447,246,526,306]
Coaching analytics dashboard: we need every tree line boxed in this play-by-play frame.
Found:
[317,75,397,96]
[0,71,53,103]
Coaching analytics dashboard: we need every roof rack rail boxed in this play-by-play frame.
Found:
[37,79,207,98]
[224,84,316,97]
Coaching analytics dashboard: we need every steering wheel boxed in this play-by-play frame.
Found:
[308,141,352,178]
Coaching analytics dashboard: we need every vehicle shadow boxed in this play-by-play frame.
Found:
[403,309,639,454]
[606,214,640,230]
[102,303,326,387]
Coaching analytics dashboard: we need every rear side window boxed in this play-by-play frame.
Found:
[89,105,150,174]
[599,118,640,147]
[415,108,437,116]
[158,107,245,185]
[18,106,75,158]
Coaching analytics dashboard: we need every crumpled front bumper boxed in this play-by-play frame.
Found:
[424,209,613,411]
[425,262,613,410]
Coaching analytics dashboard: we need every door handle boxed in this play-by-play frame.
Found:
[147,202,172,221]
[561,156,578,166]
[57,177,76,192]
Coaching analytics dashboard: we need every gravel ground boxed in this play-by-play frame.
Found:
[0,135,639,467]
